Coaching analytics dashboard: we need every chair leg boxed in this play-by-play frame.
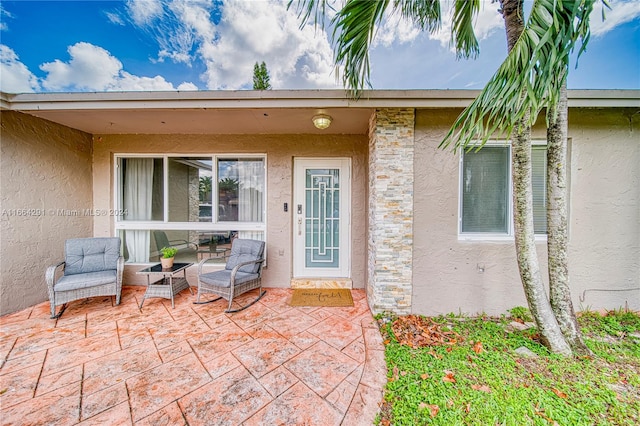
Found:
[193,295,223,305]
[225,289,266,313]
[50,303,67,319]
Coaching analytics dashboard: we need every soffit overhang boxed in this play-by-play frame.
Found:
[1,89,637,135]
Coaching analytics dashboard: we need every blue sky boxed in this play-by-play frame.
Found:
[1,0,639,94]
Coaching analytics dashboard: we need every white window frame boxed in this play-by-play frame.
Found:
[113,153,267,261]
[458,141,547,241]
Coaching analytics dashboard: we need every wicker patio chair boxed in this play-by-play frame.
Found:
[46,237,124,319]
[194,238,266,313]
[153,230,198,261]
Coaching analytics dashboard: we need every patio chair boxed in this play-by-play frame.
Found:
[46,237,124,319]
[153,230,198,261]
[194,238,266,313]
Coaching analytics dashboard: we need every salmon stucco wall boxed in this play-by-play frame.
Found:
[91,133,368,290]
[412,108,639,316]
[1,111,94,315]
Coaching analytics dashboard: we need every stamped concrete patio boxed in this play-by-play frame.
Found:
[0,286,386,425]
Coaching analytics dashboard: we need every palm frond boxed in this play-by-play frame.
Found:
[441,0,600,151]
[288,0,333,29]
[332,0,391,97]
[451,0,480,59]
[394,0,441,32]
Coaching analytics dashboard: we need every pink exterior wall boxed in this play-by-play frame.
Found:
[1,111,94,315]
[91,134,368,290]
[412,108,639,315]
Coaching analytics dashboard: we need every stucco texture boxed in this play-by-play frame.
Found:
[1,111,94,315]
[91,134,368,290]
[412,108,639,316]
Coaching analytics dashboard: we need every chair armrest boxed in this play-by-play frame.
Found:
[46,261,65,292]
[230,259,265,281]
[197,257,226,275]
[169,239,199,251]
[116,256,124,281]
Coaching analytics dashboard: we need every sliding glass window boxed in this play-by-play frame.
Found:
[115,155,266,264]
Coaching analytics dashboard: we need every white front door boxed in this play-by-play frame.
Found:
[293,158,351,278]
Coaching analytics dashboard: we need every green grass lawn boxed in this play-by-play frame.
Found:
[377,309,640,425]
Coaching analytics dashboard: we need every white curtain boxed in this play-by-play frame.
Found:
[237,159,264,240]
[124,158,154,262]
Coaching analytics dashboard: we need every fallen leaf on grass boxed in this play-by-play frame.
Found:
[535,407,560,425]
[471,384,492,393]
[443,371,456,383]
[447,399,454,408]
[472,341,484,354]
[391,315,463,348]
[420,373,429,380]
[551,388,567,399]
[419,403,440,417]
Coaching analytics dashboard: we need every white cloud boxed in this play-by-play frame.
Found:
[126,0,338,89]
[0,45,41,93]
[105,11,125,26]
[0,4,12,31]
[126,0,164,26]
[40,42,122,90]
[39,42,195,91]
[202,0,337,89]
[590,0,640,37]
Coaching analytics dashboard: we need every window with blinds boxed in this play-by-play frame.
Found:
[460,143,547,236]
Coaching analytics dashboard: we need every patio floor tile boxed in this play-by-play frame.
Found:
[244,381,343,426]
[306,314,363,350]
[126,352,211,422]
[78,401,132,425]
[179,366,272,425]
[0,287,386,425]
[231,336,300,378]
[285,340,360,397]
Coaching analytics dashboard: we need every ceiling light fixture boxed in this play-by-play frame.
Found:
[312,114,332,130]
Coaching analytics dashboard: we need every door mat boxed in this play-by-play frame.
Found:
[289,289,354,307]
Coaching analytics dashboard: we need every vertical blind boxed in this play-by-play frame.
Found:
[462,145,547,235]
[461,147,510,233]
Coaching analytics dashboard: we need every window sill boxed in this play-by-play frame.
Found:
[458,234,548,242]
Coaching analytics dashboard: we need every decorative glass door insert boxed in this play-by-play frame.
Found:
[294,158,350,278]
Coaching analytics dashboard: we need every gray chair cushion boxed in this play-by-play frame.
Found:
[199,270,259,288]
[225,239,265,274]
[55,270,117,291]
[65,238,121,275]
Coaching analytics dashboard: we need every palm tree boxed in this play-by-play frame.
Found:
[292,0,600,355]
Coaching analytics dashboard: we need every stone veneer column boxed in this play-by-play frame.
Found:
[367,108,415,315]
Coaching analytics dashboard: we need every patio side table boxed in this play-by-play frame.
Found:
[138,262,193,309]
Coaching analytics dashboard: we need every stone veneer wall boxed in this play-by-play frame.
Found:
[367,108,415,314]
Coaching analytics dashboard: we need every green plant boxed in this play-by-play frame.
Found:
[508,306,533,323]
[377,311,640,425]
[160,246,178,259]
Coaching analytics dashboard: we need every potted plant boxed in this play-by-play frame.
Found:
[160,246,178,269]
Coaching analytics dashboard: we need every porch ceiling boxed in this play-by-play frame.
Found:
[20,107,375,135]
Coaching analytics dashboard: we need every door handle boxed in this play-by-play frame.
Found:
[298,217,302,235]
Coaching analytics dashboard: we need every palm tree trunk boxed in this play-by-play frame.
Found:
[501,0,571,355]
[547,83,592,355]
